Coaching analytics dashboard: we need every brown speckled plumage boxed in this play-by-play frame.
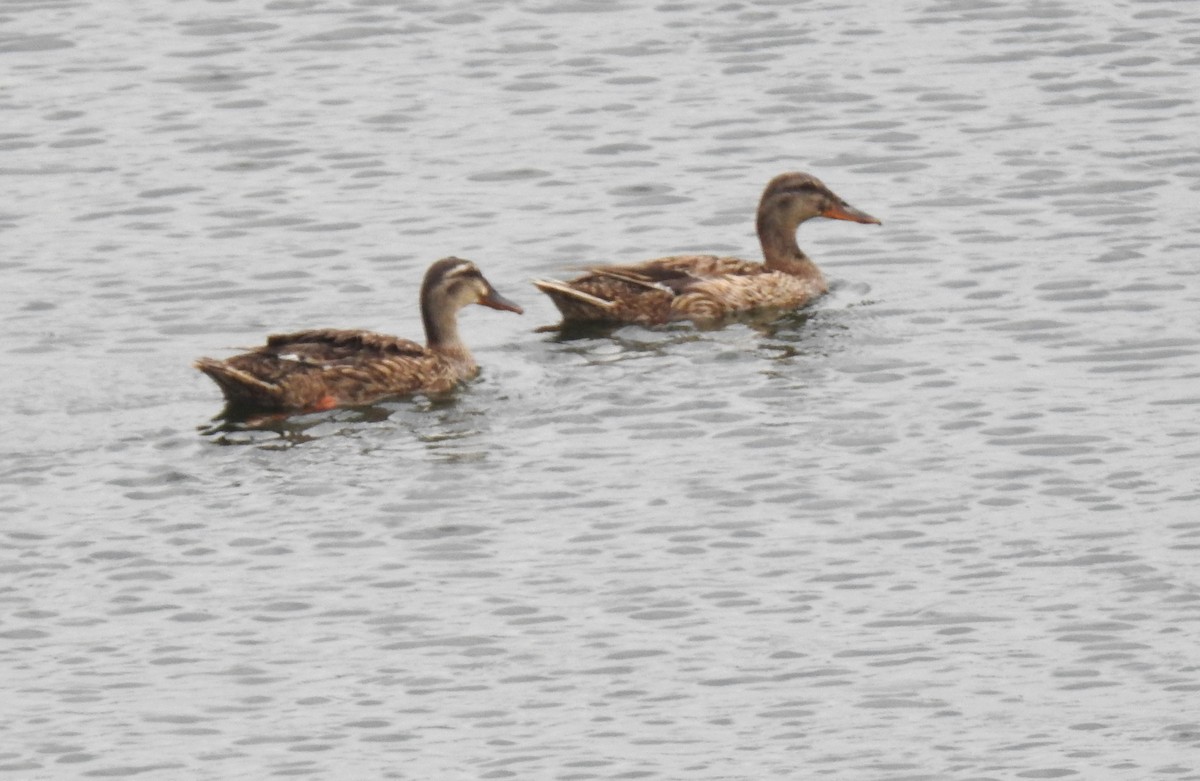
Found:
[195,257,522,413]
[534,172,880,326]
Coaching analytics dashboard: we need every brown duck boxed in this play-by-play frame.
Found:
[195,257,523,413]
[533,172,880,326]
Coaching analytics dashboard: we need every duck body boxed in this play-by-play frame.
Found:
[534,172,879,327]
[535,255,822,326]
[194,329,475,412]
[195,257,522,414]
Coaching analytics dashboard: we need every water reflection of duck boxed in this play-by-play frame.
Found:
[534,172,880,327]
[195,257,523,413]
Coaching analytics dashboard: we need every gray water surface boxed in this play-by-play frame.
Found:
[2,1,1199,779]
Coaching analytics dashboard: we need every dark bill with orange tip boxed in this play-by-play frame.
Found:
[480,287,524,314]
[822,202,882,225]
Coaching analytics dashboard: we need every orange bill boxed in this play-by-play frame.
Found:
[822,202,881,225]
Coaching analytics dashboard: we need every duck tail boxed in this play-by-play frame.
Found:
[194,358,283,409]
[533,278,616,321]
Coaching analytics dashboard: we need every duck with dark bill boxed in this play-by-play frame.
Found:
[195,257,523,414]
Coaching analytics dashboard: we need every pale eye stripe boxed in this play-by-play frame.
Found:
[442,263,480,280]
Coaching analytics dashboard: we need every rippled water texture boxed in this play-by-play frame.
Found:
[3,0,1199,778]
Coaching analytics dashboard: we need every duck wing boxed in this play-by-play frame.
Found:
[600,255,764,282]
[264,329,428,362]
[534,255,767,325]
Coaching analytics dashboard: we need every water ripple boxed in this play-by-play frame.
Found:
[0,0,1197,778]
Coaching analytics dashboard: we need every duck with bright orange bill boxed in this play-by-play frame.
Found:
[195,257,523,414]
[533,172,880,326]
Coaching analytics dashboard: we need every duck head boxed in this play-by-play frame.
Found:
[422,256,524,315]
[758,172,881,229]
[421,257,522,350]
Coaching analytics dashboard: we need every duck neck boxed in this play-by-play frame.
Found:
[422,297,473,365]
[757,213,823,284]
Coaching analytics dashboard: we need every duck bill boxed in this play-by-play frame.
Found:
[823,202,881,225]
[480,287,524,314]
